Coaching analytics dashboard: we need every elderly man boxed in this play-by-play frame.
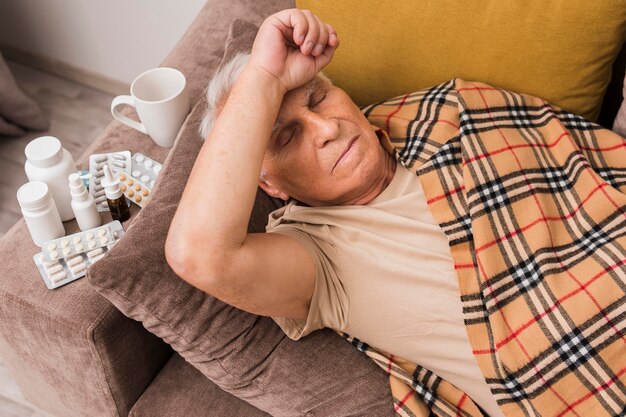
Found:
[166,8,626,417]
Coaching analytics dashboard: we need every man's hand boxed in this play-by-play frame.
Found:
[249,8,340,93]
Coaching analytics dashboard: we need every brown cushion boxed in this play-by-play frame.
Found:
[129,353,270,417]
[88,16,394,417]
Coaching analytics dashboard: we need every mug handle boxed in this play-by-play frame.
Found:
[111,95,148,134]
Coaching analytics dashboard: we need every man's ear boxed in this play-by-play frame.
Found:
[258,178,290,201]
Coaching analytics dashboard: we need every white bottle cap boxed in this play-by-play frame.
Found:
[68,173,89,202]
[100,164,122,199]
[17,181,52,210]
[25,136,64,168]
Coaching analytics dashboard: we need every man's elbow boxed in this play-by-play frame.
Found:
[165,228,228,291]
[165,229,193,282]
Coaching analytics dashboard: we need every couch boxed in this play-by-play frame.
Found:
[0,0,624,416]
[0,1,394,416]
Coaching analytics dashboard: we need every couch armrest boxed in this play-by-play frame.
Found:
[0,220,173,417]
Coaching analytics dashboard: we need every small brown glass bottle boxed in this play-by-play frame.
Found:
[106,194,130,222]
[101,164,131,222]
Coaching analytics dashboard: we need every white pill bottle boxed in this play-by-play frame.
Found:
[17,181,65,247]
[25,136,77,221]
[68,173,101,231]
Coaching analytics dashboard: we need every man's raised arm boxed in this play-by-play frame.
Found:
[165,9,338,319]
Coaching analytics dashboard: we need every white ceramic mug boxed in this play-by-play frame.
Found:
[111,67,190,148]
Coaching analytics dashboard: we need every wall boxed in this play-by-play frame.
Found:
[0,0,207,85]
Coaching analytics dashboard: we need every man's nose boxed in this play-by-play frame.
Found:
[309,113,340,148]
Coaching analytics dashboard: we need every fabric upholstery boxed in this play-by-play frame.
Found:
[296,0,626,122]
[88,11,394,417]
[0,51,48,135]
[129,353,270,417]
[0,218,172,417]
[0,1,273,416]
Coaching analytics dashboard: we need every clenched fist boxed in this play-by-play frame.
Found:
[248,8,340,93]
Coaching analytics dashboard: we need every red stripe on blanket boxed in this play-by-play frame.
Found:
[555,366,626,417]
[394,390,416,413]
[385,94,410,134]
[472,347,495,355]
[426,185,465,204]
[455,393,468,417]
[454,263,477,270]
[387,354,395,374]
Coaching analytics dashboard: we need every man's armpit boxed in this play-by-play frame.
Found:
[267,226,348,339]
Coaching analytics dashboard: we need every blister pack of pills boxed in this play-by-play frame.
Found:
[118,153,163,208]
[119,173,151,208]
[33,221,125,289]
[130,153,162,189]
[40,221,124,262]
[89,151,131,212]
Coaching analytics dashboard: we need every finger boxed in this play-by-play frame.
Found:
[326,24,339,47]
[283,27,296,47]
[316,31,340,68]
[300,10,320,55]
[288,10,308,46]
[315,42,338,70]
[311,16,329,57]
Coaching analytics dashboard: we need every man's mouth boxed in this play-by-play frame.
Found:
[332,135,359,172]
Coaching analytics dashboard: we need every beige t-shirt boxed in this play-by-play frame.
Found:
[266,162,504,417]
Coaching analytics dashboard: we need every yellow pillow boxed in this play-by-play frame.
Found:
[296,0,626,121]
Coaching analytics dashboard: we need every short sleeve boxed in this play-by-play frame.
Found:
[267,225,348,340]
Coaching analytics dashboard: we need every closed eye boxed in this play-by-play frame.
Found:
[312,92,327,108]
[281,128,296,147]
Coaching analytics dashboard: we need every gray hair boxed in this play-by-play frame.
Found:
[199,52,332,141]
[199,52,251,140]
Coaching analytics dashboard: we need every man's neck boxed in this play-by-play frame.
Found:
[295,150,398,207]
[349,151,397,206]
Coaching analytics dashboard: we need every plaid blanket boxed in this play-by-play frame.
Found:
[342,79,626,417]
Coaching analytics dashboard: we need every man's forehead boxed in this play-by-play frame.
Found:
[271,76,328,134]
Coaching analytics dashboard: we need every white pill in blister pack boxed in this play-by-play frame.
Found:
[33,221,126,290]
[66,255,83,267]
[130,153,162,188]
[88,151,132,212]
[40,221,123,262]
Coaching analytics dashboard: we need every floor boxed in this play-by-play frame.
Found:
[0,60,114,239]
[0,60,114,416]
